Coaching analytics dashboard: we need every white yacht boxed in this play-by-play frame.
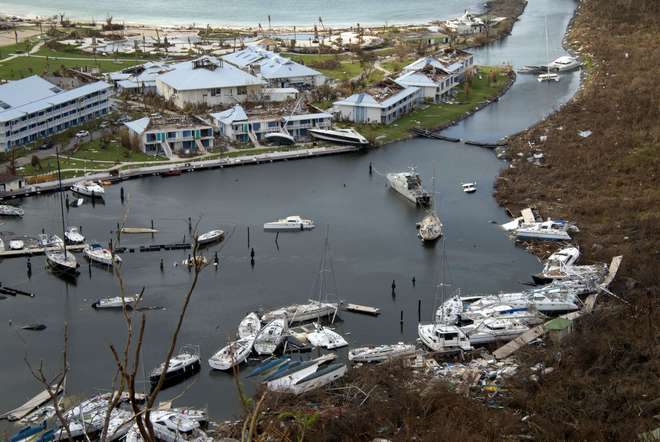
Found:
[514,219,572,241]
[263,215,315,231]
[208,337,254,370]
[196,229,225,246]
[532,246,580,284]
[417,212,443,242]
[0,204,24,217]
[548,55,581,71]
[461,317,531,345]
[92,295,137,309]
[71,180,105,197]
[306,324,348,349]
[253,318,288,355]
[417,323,473,353]
[386,168,432,206]
[238,312,261,339]
[149,347,201,390]
[84,243,121,266]
[308,127,369,145]
[261,300,339,324]
[462,182,477,193]
[64,226,85,244]
[348,343,416,363]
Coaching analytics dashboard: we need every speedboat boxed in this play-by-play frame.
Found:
[417,211,442,242]
[514,220,572,241]
[253,318,288,355]
[532,246,580,284]
[306,324,348,349]
[196,229,225,246]
[8,239,24,250]
[208,337,254,370]
[92,295,137,309]
[462,182,477,193]
[264,131,295,145]
[71,180,105,197]
[149,347,201,391]
[45,249,78,275]
[291,363,347,395]
[308,127,369,145]
[537,72,560,82]
[386,168,431,206]
[548,55,580,71]
[348,343,416,363]
[84,243,121,266]
[261,300,339,324]
[64,226,85,244]
[0,204,24,217]
[263,215,315,231]
[238,312,262,339]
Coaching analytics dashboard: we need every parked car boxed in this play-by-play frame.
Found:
[75,130,90,138]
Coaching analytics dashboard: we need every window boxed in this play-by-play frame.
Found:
[236,87,247,95]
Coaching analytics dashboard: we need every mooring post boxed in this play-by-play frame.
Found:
[26,258,32,278]
[160,258,164,272]
[369,161,372,175]
[188,217,192,232]
[247,226,250,248]
[418,299,421,322]
[391,279,396,297]
[120,186,125,203]
[412,276,416,287]
[91,191,95,207]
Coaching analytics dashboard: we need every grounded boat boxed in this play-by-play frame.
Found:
[161,168,182,177]
[417,323,473,353]
[307,324,348,349]
[264,131,295,145]
[64,226,85,244]
[532,246,580,284]
[253,318,288,355]
[265,355,335,392]
[386,168,431,206]
[9,421,47,442]
[514,219,572,241]
[348,343,416,363]
[246,357,290,378]
[291,363,347,395]
[548,55,581,71]
[462,182,477,193]
[149,347,201,391]
[238,312,262,339]
[308,127,369,145]
[0,204,24,217]
[417,212,443,242]
[196,229,225,246]
[461,317,531,345]
[263,215,315,231]
[92,296,137,309]
[261,300,339,324]
[71,180,105,197]
[124,410,209,442]
[208,337,254,370]
[84,243,121,266]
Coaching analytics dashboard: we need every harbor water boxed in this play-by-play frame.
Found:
[0,0,580,427]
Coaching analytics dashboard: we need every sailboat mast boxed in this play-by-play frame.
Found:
[545,15,550,74]
[55,147,67,260]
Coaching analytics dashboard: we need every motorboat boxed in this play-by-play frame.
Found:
[0,204,24,217]
[417,323,473,353]
[462,182,477,193]
[291,363,347,395]
[71,180,105,197]
[537,72,560,82]
[149,347,201,391]
[306,324,348,349]
[263,215,315,231]
[124,410,209,442]
[460,317,531,345]
[196,229,225,246]
[253,318,288,355]
[348,343,416,363]
[38,234,64,249]
[386,168,431,206]
[45,249,79,275]
[548,55,580,71]
[308,127,369,145]
[92,295,137,309]
[532,246,580,284]
[64,226,85,244]
[514,220,572,241]
[261,300,339,324]
[417,211,442,242]
[8,239,24,250]
[238,312,261,339]
[264,131,295,145]
[208,337,254,370]
[84,243,121,266]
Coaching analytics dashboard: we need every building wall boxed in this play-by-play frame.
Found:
[156,80,263,108]
[334,104,381,124]
[216,114,331,144]
[135,126,214,155]
[335,89,422,125]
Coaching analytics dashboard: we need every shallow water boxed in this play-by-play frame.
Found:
[0,0,580,429]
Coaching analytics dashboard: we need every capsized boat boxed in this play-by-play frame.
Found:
[0,204,24,217]
[238,312,261,339]
[92,295,137,309]
[266,355,335,393]
[208,337,254,370]
[348,342,416,363]
[84,243,121,266]
[70,198,84,208]
[196,229,225,246]
[10,421,47,442]
[306,324,348,349]
[261,300,339,324]
[263,215,315,231]
[291,363,347,395]
[253,318,288,355]
[246,357,290,378]
[308,127,369,145]
[386,168,431,206]
[417,211,442,242]
[71,180,105,197]
[462,182,477,193]
[149,346,201,390]
[64,226,85,244]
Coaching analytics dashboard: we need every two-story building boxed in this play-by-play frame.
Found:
[395,64,456,103]
[124,115,214,157]
[404,49,475,83]
[332,80,421,125]
[0,76,111,151]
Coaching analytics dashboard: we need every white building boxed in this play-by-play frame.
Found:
[333,80,421,125]
[395,65,456,103]
[108,61,174,95]
[155,56,265,109]
[124,115,214,157]
[210,103,332,145]
[223,46,326,89]
[0,76,111,151]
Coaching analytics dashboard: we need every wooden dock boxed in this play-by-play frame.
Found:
[0,244,85,258]
[1,383,63,421]
[343,303,381,316]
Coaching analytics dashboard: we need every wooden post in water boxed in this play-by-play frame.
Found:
[418,299,421,322]
[247,226,250,248]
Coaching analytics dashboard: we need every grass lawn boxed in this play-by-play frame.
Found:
[17,156,111,176]
[351,67,512,145]
[0,55,141,80]
[35,46,150,60]
[380,56,416,74]
[70,139,165,162]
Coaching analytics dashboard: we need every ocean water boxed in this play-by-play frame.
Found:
[0,0,482,27]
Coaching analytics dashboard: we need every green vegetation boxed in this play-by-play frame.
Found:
[18,155,110,176]
[0,55,141,80]
[70,139,164,162]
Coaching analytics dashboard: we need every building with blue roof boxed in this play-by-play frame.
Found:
[333,80,421,125]
[0,76,111,151]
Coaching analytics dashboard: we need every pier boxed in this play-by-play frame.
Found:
[0,244,85,258]
[343,303,381,316]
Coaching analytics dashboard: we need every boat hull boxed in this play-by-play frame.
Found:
[308,129,368,145]
[149,359,201,391]
[263,222,315,231]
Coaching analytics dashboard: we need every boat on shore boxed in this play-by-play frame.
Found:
[514,219,572,241]
[238,312,261,339]
[196,229,225,246]
[348,343,416,363]
[262,300,339,324]
[532,246,580,284]
[417,323,473,353]
[64,226,85,244]
[291,363,347,395]
[308,127,369,145]
[548,55,581,71]
[386,168,431,206]
[149,347,201,391]
[0,204,24,217]
[92,295,137,310]
[263,215,315,231]
[253,318,288,355]
[417,211,442,242]
[208,337,254,370]
[71,180,105,197]
[84,243,121,266]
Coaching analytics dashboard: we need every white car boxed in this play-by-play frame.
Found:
[75,130,90,138]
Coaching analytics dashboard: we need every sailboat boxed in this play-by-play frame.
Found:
[417,174,442,242]
[538,16,560,82]
[46,147,79,276]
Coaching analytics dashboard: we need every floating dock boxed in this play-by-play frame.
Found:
[343,303,381,316]
[1,383,63,421]
[0,244,85,258]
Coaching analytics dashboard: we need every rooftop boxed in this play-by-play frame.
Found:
[125,115,211,134]
[157,56,265,91]
[223,46,323,80]
[210,102,331,125]
[395,65,451,87]
[334,80,419,109]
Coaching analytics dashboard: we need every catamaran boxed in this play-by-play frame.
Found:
[261,300,339,324]
[538,16,560,82]
[514,219,572,241]
[306,324,348,349]
[387,168,431,206]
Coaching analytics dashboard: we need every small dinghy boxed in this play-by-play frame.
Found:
[196,229,224,246]
[9,239,24,250]
[84,243,121,266]
[238,312,261,339]
[208,337,254,370]
[92,296,137,310]
[348,342,417,363]
[253,318,288,355]
[182,256,208,268]
[307,324,348,349]
[149,346,201,391]
[64,226,85,244]
[0,204,24,217]
[462,182,477,193]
